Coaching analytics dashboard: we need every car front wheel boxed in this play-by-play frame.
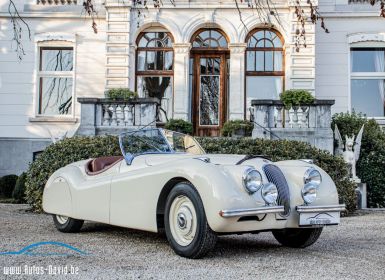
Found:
[164,182,217,259]
[53,215,84,233]
[272,227,323,248]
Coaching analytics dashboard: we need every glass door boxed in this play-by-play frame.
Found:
[193,54,227,136]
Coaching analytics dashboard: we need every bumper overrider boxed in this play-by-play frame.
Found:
[219,204,346,218]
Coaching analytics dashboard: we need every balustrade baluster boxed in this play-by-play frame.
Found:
[288,107,295,128]
[116,104,124,126]
[297,107,303,128]
[110,104,118,126]
[102,104,110,126]
[276,105,283,128]
[284,108,289,128]
[301,106,309,128]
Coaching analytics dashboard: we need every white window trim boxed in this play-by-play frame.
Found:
[31,34,77,121]
[348,34,385,119]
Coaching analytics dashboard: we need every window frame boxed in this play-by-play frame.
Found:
[245,28,285,77]
[190,28,229,53]
[244,28,285,119]
[349,47,385,118]
[135,32,174,77]
[35,42,75,118]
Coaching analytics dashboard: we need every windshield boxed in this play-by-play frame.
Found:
[119,128,205,164]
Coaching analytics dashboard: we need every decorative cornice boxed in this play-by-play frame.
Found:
[348,33,385,44]
[228,43,247,53]
[34,32,76,43]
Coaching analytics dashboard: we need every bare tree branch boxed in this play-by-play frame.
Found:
[8,0,31,60]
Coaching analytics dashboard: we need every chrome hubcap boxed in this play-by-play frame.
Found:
[169,195,197,246]
[56,215,69,225]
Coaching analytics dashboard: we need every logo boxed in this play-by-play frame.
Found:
[0,241,89,256]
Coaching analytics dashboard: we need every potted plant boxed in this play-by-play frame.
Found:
[279,89,315,109]
[105,88,138,101]
[221,120,253,138]
[165,119,193,135]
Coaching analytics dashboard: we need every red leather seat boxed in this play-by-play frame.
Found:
[86,156,123,175]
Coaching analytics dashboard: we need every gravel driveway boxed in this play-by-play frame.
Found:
[1,204,385,280]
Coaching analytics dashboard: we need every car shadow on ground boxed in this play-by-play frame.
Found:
[79,222,286,257]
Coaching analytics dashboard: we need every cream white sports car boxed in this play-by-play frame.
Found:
[43,128,345,258]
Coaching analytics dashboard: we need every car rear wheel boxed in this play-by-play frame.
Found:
[272,227,323,248]
[53,215,84,233]
[164,182,217,259]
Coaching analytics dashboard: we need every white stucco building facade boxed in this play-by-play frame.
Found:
[0,0,384,175]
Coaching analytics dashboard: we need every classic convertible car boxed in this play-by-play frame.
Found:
[43,128,345,258]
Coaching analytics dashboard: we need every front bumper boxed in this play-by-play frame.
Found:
[296,204,346,213]
[219,205,284,218]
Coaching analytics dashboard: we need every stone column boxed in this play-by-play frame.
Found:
[228,43,247,120]
[172,43,191,121]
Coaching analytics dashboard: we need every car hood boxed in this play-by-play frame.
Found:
[144,153,247,166]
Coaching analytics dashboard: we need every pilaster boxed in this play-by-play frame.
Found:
[172,43,192,121]
[105,1,131,90]
[228,43,247,120]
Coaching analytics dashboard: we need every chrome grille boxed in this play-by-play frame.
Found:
[263,164,291,216]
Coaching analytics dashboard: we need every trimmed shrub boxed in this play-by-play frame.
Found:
[280,89,315,108]
[25,135,356,213]
[198,137,356,212]
[0,174,18,198]
[221,120,253,137]
[12,172,27,203]
[332,112,385,207]
[165,119,193,135]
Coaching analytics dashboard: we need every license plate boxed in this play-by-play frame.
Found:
[299,212,340,226]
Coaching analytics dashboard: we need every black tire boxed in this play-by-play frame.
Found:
[53,215,84,233]
[164,182,217,259]
[272,227,323,248]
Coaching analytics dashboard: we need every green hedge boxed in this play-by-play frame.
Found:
[25,136,356,213]
[0,174,18,198]
[332,112,385,207]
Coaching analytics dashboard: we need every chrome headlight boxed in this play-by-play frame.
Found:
[261,183,278,205]
[243,168,263,194]
[302,182,317,204]
[304,167,322,186]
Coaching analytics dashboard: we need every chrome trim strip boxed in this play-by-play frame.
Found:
[296,204,346,213]
[220,206,284,218]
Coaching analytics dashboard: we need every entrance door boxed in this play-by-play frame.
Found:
[192,54,228,136]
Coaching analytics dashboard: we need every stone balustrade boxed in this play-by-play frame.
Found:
[251,99,335,153]
[77,97,159,136]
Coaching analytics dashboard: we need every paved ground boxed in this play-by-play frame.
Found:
[0,204,385,280]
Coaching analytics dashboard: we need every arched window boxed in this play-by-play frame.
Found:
[136,32,174,120]
[245,29,284,112]
[192,29,228,49]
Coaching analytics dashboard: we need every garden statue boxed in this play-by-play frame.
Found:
[334,124,365,182]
